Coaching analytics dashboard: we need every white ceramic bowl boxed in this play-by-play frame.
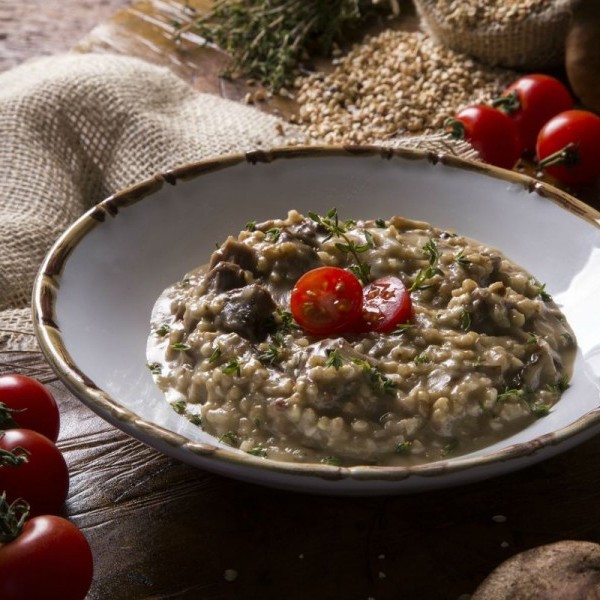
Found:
[33,146,600,495]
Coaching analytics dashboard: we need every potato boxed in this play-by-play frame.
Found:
[472,541,600,599]
[566,0,600,113]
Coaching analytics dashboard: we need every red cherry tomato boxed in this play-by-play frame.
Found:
[496,74,573,154]
[446,105,522,170]
[0,429,69,515]
[358,276,412,333]
[536,109,600,186]
[0,375,60,442]
[290,267,363,335]
[0,514,93,600]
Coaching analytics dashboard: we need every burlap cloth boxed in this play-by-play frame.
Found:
[0,52,476,353]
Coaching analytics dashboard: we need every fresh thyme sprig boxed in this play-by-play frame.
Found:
[176,0,392,93]
[409,239,444,292]
[309,208,374,284]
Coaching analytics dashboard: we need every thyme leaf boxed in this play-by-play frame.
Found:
[258,345,281,365]
[321,456,343,466]
[325,348,344,370]
[219,431,240,447]
[222,358,243,376]
[147,362,162,375]
[209,346,222,363]
[171,342,191,352]
[266,227,282,242]
[395,441,412,455]
[155,323,170,337]
[460,309,472,332]
[409,239,444,292]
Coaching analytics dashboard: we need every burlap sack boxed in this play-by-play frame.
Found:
[414,0,574,69]
[0,52,476,352]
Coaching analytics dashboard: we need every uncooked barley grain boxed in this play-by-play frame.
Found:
[293,30,514,144]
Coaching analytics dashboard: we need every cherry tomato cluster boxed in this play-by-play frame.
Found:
[290,266,412,336]
[0,374,93,600]
[446,74,600,187]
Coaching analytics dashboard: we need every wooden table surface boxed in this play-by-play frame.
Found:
[2,2,600,599]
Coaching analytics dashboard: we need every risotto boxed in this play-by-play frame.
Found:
[147,210,575,466]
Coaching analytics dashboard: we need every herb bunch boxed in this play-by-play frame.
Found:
[182,0,391,93]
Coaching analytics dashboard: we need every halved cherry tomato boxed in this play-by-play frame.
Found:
[446,105,522,170]
[0,375,60,442]
[495,74,573,154]
[0,513,93,600]
[0,429,69,515]
[290,267,363,336]
[536,109,600,187]
[358,276,412,333]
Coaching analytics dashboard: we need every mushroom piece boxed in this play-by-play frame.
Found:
[472,541,600,599]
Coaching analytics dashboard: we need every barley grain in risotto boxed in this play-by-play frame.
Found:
[147,210,575,466]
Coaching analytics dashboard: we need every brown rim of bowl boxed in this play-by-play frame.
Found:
[32,144,600,482]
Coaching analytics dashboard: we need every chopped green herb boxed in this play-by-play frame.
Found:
[440,438,458,457]
[187,414,202,426]
[320,456,343,466]
[394,322,414,334]
[219,431,240,447]
[352,358,396,394]
[414,352,430,365]
[423,239,440,264]
[253,417,262,428]
[534,281,552,301]
[527,332,539,345]
[375,218,387,228]
[348,262,372,284]
[222,358,243,376]
[266,227,282,242]
[325,348,344,370]
[258,344,281,365]
[171,400,187,415]
[276,309,300,333]
[155,323,170,337]
[531,403,551,418]
[246,220,257,231]
[453,249,471,266]
[180,277,191,287]
[545,375,570,394]
[247,446,268,458]
[395,441,412,455]
[497,388,527,402]
[147,362,162,375]
[209,346,222,363]
[171,342,191,351]
[459,309,472,332]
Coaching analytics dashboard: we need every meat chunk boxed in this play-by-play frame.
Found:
[205,262,247,293]
[210,237,258,274]
[217,284,276,343]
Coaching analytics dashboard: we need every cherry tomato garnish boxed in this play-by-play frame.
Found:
[357,276,412,333]
[0,513,93,600]
[290,267,363,336]
[0,429,69,515]
[445,105,522,170]
[0,375,60,442]
[536,109,600,187]
[494,74,573,154]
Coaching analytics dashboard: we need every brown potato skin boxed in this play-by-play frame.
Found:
[566,0,600,113]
